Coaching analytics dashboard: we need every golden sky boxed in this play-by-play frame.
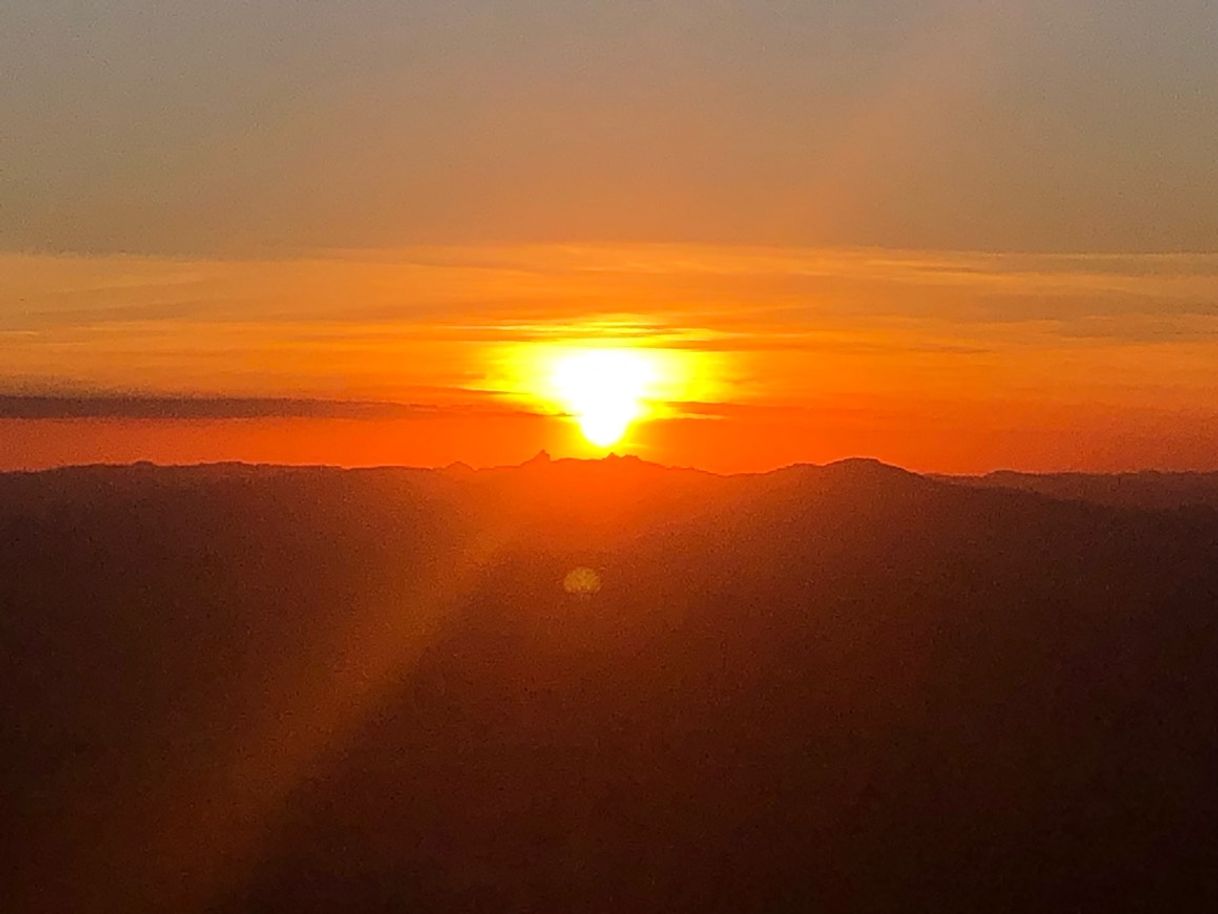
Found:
[3,245,1217,472]
[3,2,1216,471]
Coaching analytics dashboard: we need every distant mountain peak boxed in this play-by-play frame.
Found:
[820,457,916,477]
[522,450,553,466]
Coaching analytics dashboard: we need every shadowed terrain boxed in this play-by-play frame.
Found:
[941,468,1218,511]
[3,456,1217,912]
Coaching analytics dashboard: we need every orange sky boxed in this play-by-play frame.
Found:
[4,3,1217,472]
[3,245,1217,472]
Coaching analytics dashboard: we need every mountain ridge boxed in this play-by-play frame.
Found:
[3,454,1218,912]
[8,454,1218,512]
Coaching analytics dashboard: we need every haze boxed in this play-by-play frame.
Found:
[5,7,1218,911]
[3,1,1217,471]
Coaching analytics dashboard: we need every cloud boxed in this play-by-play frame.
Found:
[0,395,533,421]
[3,245,1218,417]
[6,245,1218,332]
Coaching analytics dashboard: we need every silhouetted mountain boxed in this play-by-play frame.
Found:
[2,458,1217,913]
[940,468,1218,510]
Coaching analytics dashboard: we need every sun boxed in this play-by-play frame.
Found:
[549,349,658,447]
[493,338,714,451]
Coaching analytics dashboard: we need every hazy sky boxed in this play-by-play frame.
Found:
[4,1,1217,254]
[2,2,1217,471]
[4,243,1217,471]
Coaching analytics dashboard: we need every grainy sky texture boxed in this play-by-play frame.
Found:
[6,1,1217,253]
[2,2,1216,470]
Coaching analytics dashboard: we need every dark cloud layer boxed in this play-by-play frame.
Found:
[0,396,436,421]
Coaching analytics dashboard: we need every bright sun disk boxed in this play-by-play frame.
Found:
[549,349,658,447]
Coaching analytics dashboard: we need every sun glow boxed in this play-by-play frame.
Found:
[490,336,717,453]
[550,349,659,447]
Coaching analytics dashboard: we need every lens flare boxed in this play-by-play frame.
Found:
[563,566,602,597]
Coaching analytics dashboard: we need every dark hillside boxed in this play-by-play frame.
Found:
[2,460,1217,912]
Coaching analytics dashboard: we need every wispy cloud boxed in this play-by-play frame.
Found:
[2,245,1217,413]
[0,395,537,421]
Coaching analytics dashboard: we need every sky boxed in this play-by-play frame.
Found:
[2,1,1217,472]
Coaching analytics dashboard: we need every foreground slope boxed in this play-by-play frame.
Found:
[2,458,1217,913]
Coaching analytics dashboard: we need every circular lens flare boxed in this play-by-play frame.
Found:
[563,566,602,597]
